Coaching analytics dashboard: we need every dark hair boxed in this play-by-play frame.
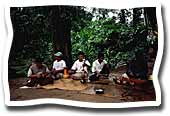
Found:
[34,57,43,63]
[98,52,104,58]
[78,51,85,56]
[135,51,144,59]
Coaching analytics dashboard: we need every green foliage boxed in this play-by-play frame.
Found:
[71,18,149,68]
[9,6,156,77]
[10,7,54,77]
[9,6,93,77]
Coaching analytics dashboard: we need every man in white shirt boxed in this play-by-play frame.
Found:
[52,52,67,79]
[69,51,90,80]
[89,52,110,82]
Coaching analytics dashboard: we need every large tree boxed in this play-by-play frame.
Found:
[144,7,157,30]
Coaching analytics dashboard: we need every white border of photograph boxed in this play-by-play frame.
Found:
[2,0,163,108]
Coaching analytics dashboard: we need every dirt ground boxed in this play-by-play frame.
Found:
[8,76,156,103]
[8,52,157,103]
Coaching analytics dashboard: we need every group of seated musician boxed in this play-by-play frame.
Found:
[23,51,148,87]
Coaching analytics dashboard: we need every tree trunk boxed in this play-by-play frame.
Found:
[119,9,126,23]
[144,7,157,30]
[133,8,142,26]
[50,6,72,68]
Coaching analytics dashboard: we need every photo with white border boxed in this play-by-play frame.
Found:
[2,0,163,108]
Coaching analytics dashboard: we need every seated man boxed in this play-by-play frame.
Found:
[114,52,148,85]
[126,52,148,80]
[51,52,67,79]
[69,51,90,80]
[24,58,53,87]
[89,52,110,82]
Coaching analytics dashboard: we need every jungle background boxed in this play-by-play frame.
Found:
[9,6,158,78]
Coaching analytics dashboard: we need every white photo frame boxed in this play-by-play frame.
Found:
[2,0,163,108]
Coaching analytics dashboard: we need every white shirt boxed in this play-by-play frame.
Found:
[92,59,107,73]
[53,60,66,71]
[71,59,90,72]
